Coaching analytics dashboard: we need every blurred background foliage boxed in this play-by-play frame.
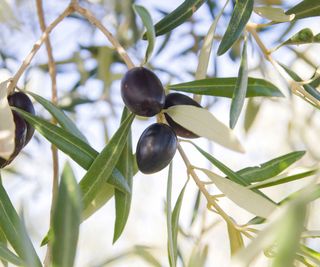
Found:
[0,0,320,266]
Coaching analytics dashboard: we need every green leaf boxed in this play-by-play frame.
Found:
[171,180,188,265]
[0,243,23,266]
[165,105,244,153]
[168,77,284,98]
[249,168,317,189]
[113,109,134,243]
[195,0,229,80]
[0,184,41,267]
[279,62,320,101]
[25,91,88,143]
[133,5,155,64]
[199,168,277,218]
[150,0,206,37]
[227,222,244,255]
[254,6,295,22]
[0,80,15,160]
[13,108,129,194]
[217,0,253,55]
[282,28,320,46]
[244,98,260,133]
[166,164,175,267]
[79,113,135,213]
[52,162,81,267]
[230,38,248,129]
[186,141,275,203]
[237,151,306,183]
[285,0,320,20]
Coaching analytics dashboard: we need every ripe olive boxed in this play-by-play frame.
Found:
[164,93,201,138]
[136,123,177,174]
[121,67,165,117]
[0,111,27,168]
[8,92,35,145]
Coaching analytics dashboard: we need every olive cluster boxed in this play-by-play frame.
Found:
[121,67,201,174]
[0,92,35,168]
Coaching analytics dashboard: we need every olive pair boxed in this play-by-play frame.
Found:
[0,92,35,168]
[121,67,201,174]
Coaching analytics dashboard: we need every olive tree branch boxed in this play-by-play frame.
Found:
[35,0,59,266]
[246,23,320,108]
[177,143,238,229]
[72,3,135,69]
[7,4,74,94]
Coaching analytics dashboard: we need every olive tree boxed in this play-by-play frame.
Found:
[0,0,320,266]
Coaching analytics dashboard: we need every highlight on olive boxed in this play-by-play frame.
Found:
[164,93,201,138]
[136,123,177,174]
[0,91,35,168]
[121,67,165,117]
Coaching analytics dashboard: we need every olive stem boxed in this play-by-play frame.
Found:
[7,4,74,94]
[73,4,135,69]
[35,1,59,266]
[246,22,320,108]
[177,142,237,228]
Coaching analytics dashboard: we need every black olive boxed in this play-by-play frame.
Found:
[164,93,201,138]
[136,123,177,174]
[121,67,165,117]
[0,111,27,168]
[8,92,35,145]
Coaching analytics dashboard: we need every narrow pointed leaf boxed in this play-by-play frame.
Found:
[0,80,15,160]
[25,91,88,143]
[244,98,260,133]
[52,162,81,267]
[149,0,206,37]
[199,168,277,218]
[217,0,253,55]
[166,164,175,267]
[0,243,23,266]
[13,108,129,194]
[113,109,134,243]
[230,39,248,129]
[165,105,244,152]
[285,0,320,20]
[168,77,284,98]
[254,6,295,22]
[133,5,155,64]
[0,184,41,267]
[79,113,135,211]
[237,151,306,183]
[227,222,244,255]
[279,28,320,48]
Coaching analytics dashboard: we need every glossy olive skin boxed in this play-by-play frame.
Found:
[121,67,165,117]
[136,123,177,174]
[164,93,201,138]
[8,92,35,144]
[0,112,27,168]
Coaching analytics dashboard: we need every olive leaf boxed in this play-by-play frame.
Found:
[230,38,248,129]
[165,105,244,153]
[198,168,277,218]
[0,80,15,160]
[254,6,295,22]
[285,0,320,20]
[168,77,284,98]
[147,0,206,37]
[217,0,254,55]
[0,243,23,266]
[52,162,81,267]
[133,5,155,64]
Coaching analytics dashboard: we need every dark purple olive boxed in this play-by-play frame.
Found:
[164,93,201,138]
[0,112,27,168]
[8,92,35,145]
[121,67,165,117]
[136,123,177,174]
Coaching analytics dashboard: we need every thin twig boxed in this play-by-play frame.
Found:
[35,0,59,266]
[7,4,74,94]
[73,4,135,69]
[177,143,237,228]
